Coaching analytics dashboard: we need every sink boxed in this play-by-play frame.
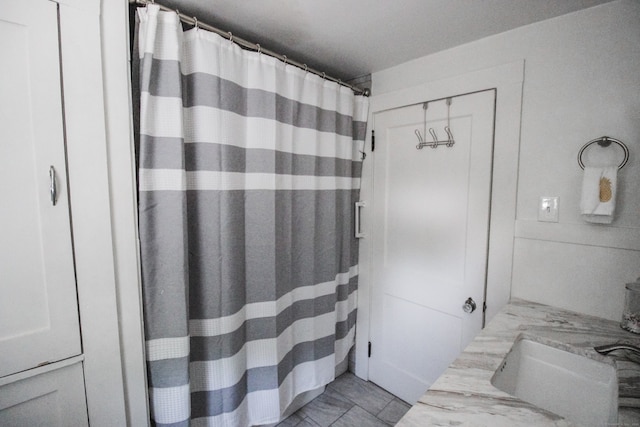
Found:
[491,338,618,426]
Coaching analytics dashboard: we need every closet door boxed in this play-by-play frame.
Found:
[0,0,82,377]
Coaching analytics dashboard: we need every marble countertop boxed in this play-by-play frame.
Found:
[397,299,640,426]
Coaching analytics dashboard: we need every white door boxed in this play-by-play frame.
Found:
[368,90,495,403]
[0,0,82,377]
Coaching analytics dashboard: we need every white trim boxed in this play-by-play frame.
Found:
[355,61,524,380]
[100,1,150,425]
[515,219,640,251]
[58,2,128,425]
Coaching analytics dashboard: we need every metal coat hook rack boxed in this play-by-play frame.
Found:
[415,98,455,149]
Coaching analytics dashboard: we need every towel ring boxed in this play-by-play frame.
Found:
[577,136,629,170]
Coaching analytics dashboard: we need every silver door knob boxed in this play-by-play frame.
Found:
[463,297,477,314]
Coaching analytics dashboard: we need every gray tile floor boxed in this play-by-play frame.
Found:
[276,373,411,427]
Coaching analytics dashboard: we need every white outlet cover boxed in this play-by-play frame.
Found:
[538,196,559,222]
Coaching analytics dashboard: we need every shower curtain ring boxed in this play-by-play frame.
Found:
[228,32,233,43]
[322,72,326,80]
[282,55,287,66]
[303,64,308,72]
[256,44,261,54]
[193,16,198,30]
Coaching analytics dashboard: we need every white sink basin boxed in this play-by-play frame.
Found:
[491,338,618,426]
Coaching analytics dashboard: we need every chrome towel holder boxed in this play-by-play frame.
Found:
[577,136,629,170]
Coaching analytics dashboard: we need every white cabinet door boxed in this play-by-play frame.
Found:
[0,362,88,426]
[0,0,82,377]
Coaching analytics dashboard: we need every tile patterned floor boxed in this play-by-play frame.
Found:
[276,373,411,427]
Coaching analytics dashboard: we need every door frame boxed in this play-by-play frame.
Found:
[355,61,524,380]
[55,0,149,425]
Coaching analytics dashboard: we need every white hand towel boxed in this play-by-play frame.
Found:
[580,166,617,224]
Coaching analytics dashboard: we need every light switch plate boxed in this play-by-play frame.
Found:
[538,196,559,222]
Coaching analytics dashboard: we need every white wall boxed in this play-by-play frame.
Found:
[372,0,640,321]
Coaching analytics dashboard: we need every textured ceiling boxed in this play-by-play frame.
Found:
[152,0,617,82]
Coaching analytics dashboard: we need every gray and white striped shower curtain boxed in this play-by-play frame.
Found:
[136,5,368,426]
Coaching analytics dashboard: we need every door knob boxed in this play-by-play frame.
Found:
[463,297,477,314]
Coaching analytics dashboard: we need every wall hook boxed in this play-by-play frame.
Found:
[428,128,439,148]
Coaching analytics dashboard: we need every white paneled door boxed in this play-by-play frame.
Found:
[368,90,495,403]
[0,0,82,377]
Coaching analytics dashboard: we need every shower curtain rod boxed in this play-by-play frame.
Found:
[129,0,369,96]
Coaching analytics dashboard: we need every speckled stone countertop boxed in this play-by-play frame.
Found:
[397,298,640,426]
